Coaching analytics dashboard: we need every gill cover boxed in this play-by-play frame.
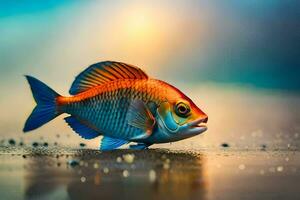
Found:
[157,102,178,132]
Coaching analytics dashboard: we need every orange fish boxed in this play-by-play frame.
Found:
[24,61,208,150]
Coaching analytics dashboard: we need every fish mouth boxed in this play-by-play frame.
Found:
[191,124,207,128]
[186,117,208,134]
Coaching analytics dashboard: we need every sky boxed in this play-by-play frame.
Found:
[0,0,299,148]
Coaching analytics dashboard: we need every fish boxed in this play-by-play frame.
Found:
[23,61,208,150]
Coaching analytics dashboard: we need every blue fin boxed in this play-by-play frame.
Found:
[64,116,100,139]
[127,99,156,139]
[69,61,148,95]
[23,76,60,132]
[129,143,151,150]
[100,136,128,151]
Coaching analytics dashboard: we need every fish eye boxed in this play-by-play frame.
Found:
[175,102,191,117]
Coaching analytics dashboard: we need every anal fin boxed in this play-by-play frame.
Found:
[64,116,100,139]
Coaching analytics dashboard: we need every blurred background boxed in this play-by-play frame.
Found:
[0,0,299,149]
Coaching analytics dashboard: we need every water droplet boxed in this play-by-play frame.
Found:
[116,157,122,163]
[123,170,129,178]
[93,163,99,169]
[260,144,267,150]
[8,139,16,146]
[80,176,86,183]
[79,143,86,147]
[67,159,79,167]
[221,143,230,148]
[163,162,170,170]
[149,170,156,182]
[103,167,109,174]
[277,166,283,172]
[122,154,135,163]
[32,142,39,147]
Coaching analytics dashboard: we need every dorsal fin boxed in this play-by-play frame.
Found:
[69,61,149,95]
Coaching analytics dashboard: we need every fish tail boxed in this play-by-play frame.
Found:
[23,75,62,132]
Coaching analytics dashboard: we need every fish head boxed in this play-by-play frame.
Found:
[156,94,208,141]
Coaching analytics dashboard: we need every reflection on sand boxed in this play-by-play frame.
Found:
[24,149,207,200]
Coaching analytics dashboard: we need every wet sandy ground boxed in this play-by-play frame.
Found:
[0,146,299,200]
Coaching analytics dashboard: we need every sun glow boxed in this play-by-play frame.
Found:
[124,11,158,41]
[99,6,168,67]
[120,8,166,56]
[67,2,210,73]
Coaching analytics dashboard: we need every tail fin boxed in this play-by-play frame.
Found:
[23,75,61,132]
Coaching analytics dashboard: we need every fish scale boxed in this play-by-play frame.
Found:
[61,79,165,139]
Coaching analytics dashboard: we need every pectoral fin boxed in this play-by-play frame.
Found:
[100,136,129,151]
[127,99,156,139]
